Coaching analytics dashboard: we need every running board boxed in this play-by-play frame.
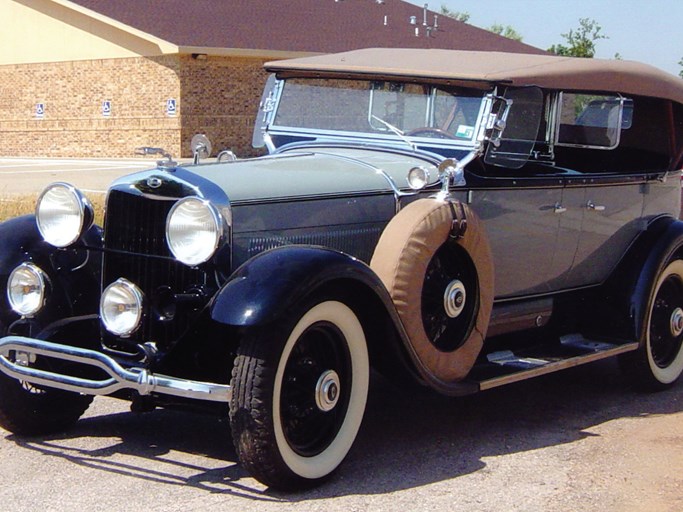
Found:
[468,334,639,391]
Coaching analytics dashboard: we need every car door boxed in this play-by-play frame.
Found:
[465,179,564,298]
[557,178,645,288]
[472,86,566,298]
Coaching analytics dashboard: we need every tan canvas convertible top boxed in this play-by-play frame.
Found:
[266,48,683,105]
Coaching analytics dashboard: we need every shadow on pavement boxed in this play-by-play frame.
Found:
[5,357,683,501]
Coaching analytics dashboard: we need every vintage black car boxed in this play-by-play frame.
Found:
[1,49,683,490]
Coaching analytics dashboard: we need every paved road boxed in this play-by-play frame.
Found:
[1,360,682,512]
[0,157,157,196]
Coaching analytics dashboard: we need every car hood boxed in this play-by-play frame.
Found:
[178,147,441,203]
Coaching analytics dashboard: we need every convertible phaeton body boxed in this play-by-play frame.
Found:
[1,48,683,490]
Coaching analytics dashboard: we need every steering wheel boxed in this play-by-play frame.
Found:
[404,127,458,140]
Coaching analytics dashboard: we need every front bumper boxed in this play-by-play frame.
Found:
[0,336,231,403]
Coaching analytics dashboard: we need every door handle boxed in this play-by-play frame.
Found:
[586,201,606,211]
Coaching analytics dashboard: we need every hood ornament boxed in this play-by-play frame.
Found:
[135,147,177,171]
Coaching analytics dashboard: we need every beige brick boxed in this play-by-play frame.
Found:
[0,55,271,158]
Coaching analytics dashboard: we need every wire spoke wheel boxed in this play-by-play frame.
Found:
[0,354,93,436]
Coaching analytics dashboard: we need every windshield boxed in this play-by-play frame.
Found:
[272,78,487,143]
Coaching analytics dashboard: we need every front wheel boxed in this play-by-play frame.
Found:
[0,371,93,436]
[229,299,369,490]
[621,259,683,390]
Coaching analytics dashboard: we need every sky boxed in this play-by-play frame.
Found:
[407,0,683,77]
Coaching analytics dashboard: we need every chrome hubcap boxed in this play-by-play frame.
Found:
[315,370,340,412]
[444,279,466,318]
[670,307,683,337]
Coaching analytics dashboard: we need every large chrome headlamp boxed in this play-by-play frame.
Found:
[166,197,223,266]
[7,263,47,317]
[100,278,144,337]
[36,183,93,247]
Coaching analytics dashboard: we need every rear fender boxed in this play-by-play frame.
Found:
[585,216,683,344]
[630,218,683,343]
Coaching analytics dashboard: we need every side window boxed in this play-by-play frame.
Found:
[556,93,632,149]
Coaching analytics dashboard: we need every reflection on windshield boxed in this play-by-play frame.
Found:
[273,78,486,143]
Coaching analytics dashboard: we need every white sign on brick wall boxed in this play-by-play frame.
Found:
[166,99,177,117]
[35,103,45,119]
[102,100,112,117]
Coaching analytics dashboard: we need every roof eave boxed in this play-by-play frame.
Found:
[177,46,320,60]
[59,0,178,54]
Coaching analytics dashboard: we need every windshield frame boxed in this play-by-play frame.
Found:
[266,76,492,151]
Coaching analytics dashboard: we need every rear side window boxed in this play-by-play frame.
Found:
[556,93,632,150]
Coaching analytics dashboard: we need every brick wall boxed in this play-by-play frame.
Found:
[0,54,272,158]
[179,55,271,158]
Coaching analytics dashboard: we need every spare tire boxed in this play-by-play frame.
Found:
[370,198,494,383]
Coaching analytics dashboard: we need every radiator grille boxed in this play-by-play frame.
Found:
[102,190,207,352]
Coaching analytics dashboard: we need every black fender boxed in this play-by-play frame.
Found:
[210,245,393,326]
[0,215,102,336]
[211,245,479,396]
[630,217,683,343]
[585,215,683,344]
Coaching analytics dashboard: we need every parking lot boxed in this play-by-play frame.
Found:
[0,158,681,511]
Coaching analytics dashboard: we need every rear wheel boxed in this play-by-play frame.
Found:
[230,299,369,490]
[622,259,683,390]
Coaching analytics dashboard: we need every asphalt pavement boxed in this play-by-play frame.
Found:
[1,361,682,511]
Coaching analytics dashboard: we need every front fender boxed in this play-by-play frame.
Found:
[211,244,480,396]
[0,215,102,334]
[210,245,391,326]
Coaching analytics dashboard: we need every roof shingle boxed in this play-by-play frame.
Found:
[67,0,546,55]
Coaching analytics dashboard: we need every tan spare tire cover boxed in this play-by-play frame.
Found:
[371,198,494,383]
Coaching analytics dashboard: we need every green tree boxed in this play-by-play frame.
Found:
[439,5,470,23]
[489,23,523,42]
[679,58,683,78]
[548,18,608,58]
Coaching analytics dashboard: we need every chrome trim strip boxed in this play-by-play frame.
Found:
[0,336,231,403]
[277,141,445,165]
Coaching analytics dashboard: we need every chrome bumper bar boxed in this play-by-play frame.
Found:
[0,336,231,403]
